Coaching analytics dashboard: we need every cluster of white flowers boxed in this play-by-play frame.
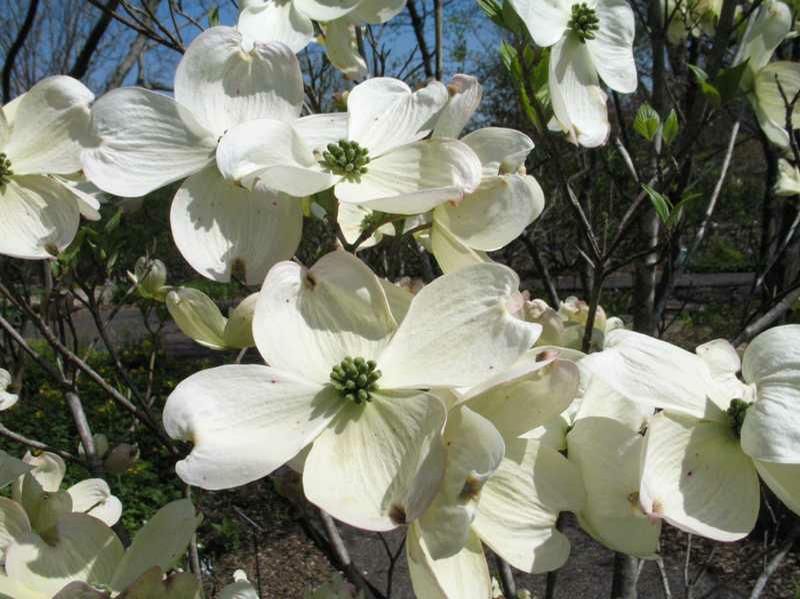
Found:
[0,0,799,597]
[0,450,204,597]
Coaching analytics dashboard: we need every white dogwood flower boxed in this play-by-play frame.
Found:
[13,451,122,529]
[510,0,637,147]
[81,27,305,286]
[163,251,539,531]
[566,375,662,557]
[0,369,18,411]
[735,0,797,147]
[238,0,405,79]
[429,75,545,273]
[216,77,483,215]
[0,498,199,597]
[581,326,800,541]
[407,352,584,597]
[0,76,98,260]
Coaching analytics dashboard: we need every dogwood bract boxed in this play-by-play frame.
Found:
[0,498,198,597]
[216,77,483,215]
[581,326,800,541]
[238,0,406,79]
[0,76,98,260]
[566,375,662,557]
[735,0,797,147]
[407,353,583,598]
[163,251,540,531]
[428,75,545,272]
[510,0,637,147]
[81,26,304,285]
[0,370,18,411]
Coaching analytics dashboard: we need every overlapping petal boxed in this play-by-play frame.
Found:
[740,324,800,463]
[407,525,491,599]
[567,415,661,557]
[587,0,637,93]
[0,177,80,260]
[81,88,216,197]
[430,219,491,274]
[434,174,544,251]
[347,78,448,156]
[238,0,314,53]
[5,514,124,597]
[216,118,339,195]
[254,252,397,383]
[580,329,724,419]
[175,27,303,136]
[753,62,800,148]
[433,75,483,139]
[163,365,340,489]
[472,439,583,572]
[754,460,800,516]
[464,357,579,441]
[322,20,368,80]
[417,407,505,559]
[460,127,534,177]
[639,412,759,542]
[378,263,541,389]
[509,0,571,47]
[4,76,94,176]
[66,480,122,527]
[171,166,303,285]
[303,391,447,530]
[349,0,407,23]
[335,139,483,214]
[549,36,610,148]
[294,0,361,21]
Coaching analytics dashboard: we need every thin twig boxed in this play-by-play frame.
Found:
[495,554,517,598]
[748,524,800,599]
[320,510,378,599]
[0,422,82,464]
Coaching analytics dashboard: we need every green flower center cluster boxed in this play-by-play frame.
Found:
[330,356,381,404]
[0,153,13,186]
[568,3,600,43]
[727,398,751,438]
[320,140,370,182]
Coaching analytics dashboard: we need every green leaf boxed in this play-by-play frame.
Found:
[501,0,528,36]
[662,109,679,145]
[208,6,220,28]
[688,64,721,107]
[477,0,504,27]
[713,58,749,103]
[642,184,673,224]
[666,191,701,228]
[634,103,661,141]
[500,42,544,132]
[104,207,123,233]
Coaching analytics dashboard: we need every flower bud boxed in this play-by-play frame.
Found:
[518,298,565,346]
[223,293,258,349]
[77,433,109,460]
[104,443,140,475]
[166,287,228,350]
[131,257,169,301]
